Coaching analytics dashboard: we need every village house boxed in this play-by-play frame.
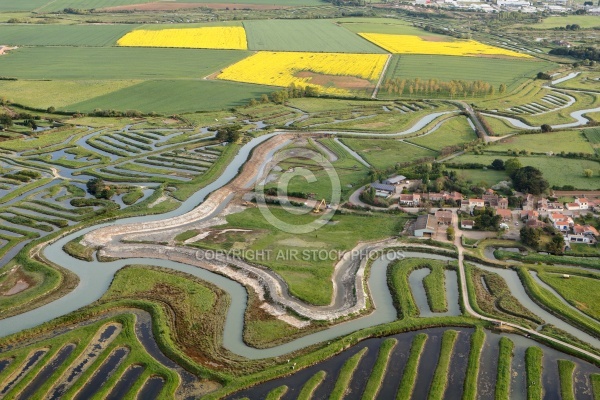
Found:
[422,191,463,205]
[464,198,485,211]
[549,212,573,232]
[575,197,589,210]
[461,219,475,229]
[498,197,509,209]
[526,219,547,229]
[496,208,512,221]
[399,193,421,206]
[537,198,548,213]
[434,209,453,225]
[522,194,535,211]
[483,192,499,207]
[521,210,539,221]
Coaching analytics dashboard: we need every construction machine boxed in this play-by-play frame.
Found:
[313,199,327,213]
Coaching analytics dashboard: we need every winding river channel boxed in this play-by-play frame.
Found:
[2,103,600,363]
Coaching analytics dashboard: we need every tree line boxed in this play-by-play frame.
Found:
[549,46,600,62]
[382,78,504,98]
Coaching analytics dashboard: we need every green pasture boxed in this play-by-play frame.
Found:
[342,138,437,170]
[534,16,600,29]
[488,131,595,155]
[0,24,137,46]
[383,55,556,93]
[0,47,250,80]
[406,115,477,151]
[243,19,385,53]
[537,272,600,321]
[449,154,600,189]
[448,168,508,187]
[66,79,275,113]
[192,207,406,305]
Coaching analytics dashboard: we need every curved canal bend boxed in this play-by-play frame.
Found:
[1,114,600,361]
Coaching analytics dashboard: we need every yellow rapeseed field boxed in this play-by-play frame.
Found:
[216,51,388,94]
[358,34,531,58]
[117,27,247,50]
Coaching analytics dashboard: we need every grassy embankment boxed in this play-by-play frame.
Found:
[428,329,459,400]
[525,346,543,400]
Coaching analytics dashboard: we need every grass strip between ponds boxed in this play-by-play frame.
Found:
[361,338,397,400]
[297,370,326,400]
[558,359,575,400]
[397,333,428,400]
[428,329,459,400]
[525,346,543,400]
[495,336,514,400]
[592,374,600,400]
[423,264,448,313]
[462,327,485,400]
[329,347,368,400]
[265,385,288,400]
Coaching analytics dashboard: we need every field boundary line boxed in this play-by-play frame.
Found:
[372,53,392,99]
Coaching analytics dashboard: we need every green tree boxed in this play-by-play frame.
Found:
[491,159,505,170]
[499,83,507,94]
[546,234,564,255]
[511,166,549,195]
[541,124,552,133]
[0,114,13,130]
[504,158,522,176]
[520,226,541,249]
[584,169,594,178]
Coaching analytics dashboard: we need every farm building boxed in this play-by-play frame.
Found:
[414,214,438,237]
[370,182,398,197]
[383,175,407,185]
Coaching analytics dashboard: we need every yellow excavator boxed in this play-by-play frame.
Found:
[313,199,327,213]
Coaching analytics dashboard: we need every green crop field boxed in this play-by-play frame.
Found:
[584,128,600,155]
[66,80,276,113]
[342,138,437,170]
[338,17,448,39]
[488,131,595,155]
[0,80,142,109]
[407,116,477,151]
[0,24,137,46]
[0,0,48,12]
[533,16,600,29]
[243,19,385,53]
[0,47,250,80]
[38,0,326,10]
[383,55,556,93]
[448,154,600,189]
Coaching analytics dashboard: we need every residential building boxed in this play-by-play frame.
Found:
[498,197,509,209]
[435,210,453,225]
[496,208,512,221]
[399,193,421,206]
[461,219,475,229]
